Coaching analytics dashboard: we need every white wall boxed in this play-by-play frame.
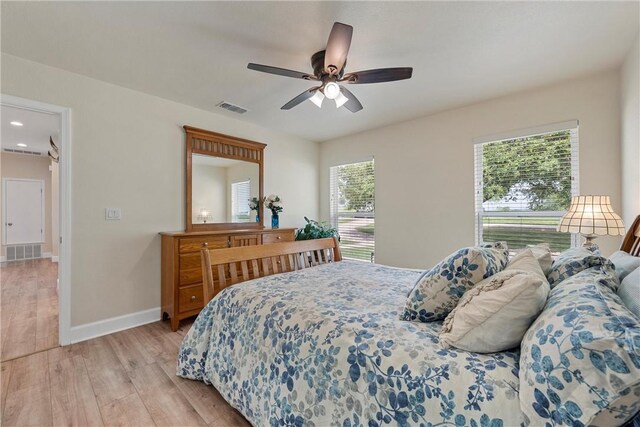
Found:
[321,70,623,268]
[621,34,640,227]
[192,163,227,223]
[1,53,319,327]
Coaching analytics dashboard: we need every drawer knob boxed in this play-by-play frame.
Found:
[190,295,197,302]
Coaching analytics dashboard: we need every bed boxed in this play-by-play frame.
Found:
[177,222,640,427]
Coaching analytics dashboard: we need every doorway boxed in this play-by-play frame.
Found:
[0,97,70,361]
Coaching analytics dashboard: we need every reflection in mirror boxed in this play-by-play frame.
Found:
[192,154,260,224]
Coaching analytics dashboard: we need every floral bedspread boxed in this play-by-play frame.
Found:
[177,261,524,427]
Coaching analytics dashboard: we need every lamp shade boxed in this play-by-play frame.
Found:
[557,195,625,236]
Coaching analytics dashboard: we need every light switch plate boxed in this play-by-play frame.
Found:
[105,208,121,221]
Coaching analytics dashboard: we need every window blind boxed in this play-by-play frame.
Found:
[474,125,579,253]
[231,180,251,222]
[329,159,375,262]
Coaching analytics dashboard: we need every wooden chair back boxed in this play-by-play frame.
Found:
[201,237,342,302]
[621,214,640,256]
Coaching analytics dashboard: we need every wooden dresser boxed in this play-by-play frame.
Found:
[160,228,295,331]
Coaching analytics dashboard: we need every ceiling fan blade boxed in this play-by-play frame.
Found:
[324,22,353,75]
[342,67,413,84]
[247,63,315,80]
[339,86,363,113]
[281,87,320,110]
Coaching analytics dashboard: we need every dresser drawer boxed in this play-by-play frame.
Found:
[179,267,202,286]
[178,284,204,313]
[262,231,294,244]
[179,253,202,270]
[231,234,260,247]
[179,236,229,253]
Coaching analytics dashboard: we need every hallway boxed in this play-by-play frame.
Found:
[1,258,58,361]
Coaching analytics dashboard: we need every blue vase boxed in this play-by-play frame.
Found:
[255,212,260,223]
[271,212,279,229]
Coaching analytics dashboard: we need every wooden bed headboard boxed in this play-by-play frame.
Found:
[200,237,342,302]
[620,214,640,257]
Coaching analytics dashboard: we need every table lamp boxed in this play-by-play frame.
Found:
[197,208,212,224]
[557,195,625,246]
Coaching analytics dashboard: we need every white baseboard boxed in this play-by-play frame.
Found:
[69,307,161,344]
[51,256,59,262]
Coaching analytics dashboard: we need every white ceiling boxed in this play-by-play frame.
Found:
[1,105,60,154]
[1,2,638,142]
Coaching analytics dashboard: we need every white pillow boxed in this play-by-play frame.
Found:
[618,266,640,318]
[509,248,548,281]
[609,250,640,281]
[513,243,552,275]
[439,250,550,353]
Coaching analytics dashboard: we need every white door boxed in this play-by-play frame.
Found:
[3,179,44,245]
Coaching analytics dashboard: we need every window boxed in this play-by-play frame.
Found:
[231,180,251,222]
[474,122,579,253]
[330,159,375,262]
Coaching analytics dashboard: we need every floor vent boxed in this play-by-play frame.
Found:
[5,244,42,261]
[3,148,43,156]
[217,101,248,114]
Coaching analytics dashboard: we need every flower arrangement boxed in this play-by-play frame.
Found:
[248,197,260,211]
[263,194,283,214]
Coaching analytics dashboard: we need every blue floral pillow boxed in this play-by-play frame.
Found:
[401,243,509,323]
[520,266,640,426]
[546,245,613,288]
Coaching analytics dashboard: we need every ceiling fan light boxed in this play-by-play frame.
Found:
[309,91,324,108]
[324,82,340,99]
[335,92,349,108]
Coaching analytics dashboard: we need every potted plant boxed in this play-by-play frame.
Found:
[295,217,339,241]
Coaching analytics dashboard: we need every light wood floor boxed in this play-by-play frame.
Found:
[1,259,59,362]
[1,319,250,426]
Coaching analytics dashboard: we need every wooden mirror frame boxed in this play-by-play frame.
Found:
[185,126,266,232]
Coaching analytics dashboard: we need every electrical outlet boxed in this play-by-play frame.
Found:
[105,208,121,221]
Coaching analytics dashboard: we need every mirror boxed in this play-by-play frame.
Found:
[191,155,260,224]
[185,126,265,231]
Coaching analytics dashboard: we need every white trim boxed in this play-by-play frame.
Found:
[69,307,161,344]
[1,94,72,346]
[51,256,59,263]
[473,120,579,145]
[0,256,4,262]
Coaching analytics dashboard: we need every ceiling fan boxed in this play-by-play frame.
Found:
[247,22,413,113]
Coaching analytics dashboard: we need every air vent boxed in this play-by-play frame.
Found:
[3,148,43,156]
[6,244,42,261]
[217,101,248,115]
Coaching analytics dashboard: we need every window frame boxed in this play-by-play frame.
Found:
[473,121,580,251]
[329,157,375,262]
[231,179,251,223]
